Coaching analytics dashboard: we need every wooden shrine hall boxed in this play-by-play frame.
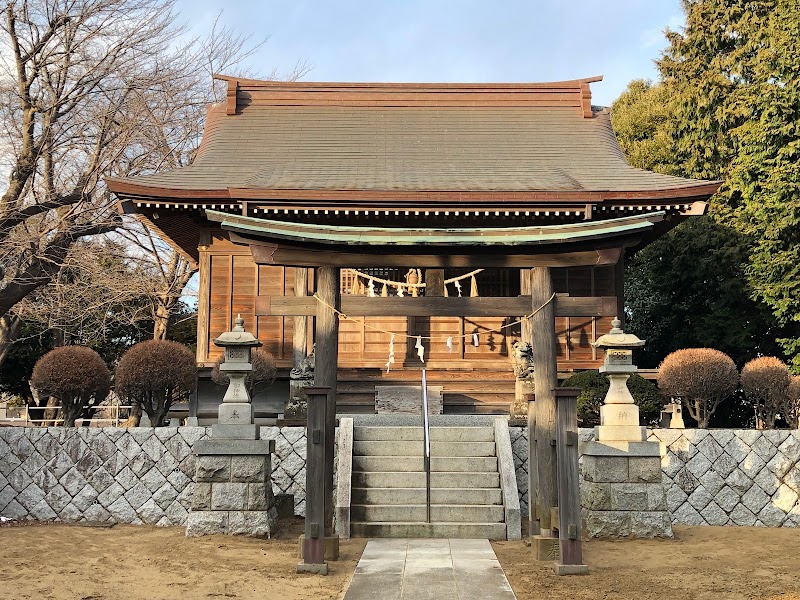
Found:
[108,75,719,417]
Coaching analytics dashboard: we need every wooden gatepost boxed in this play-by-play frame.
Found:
[554,388,588,575]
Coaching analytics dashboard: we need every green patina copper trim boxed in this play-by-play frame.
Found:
[205,210,664,247]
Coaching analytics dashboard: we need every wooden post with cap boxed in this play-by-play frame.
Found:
[554,387,588,575]
[297,386,330,575]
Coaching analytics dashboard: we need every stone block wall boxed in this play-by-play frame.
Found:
[510,427,800,528]
[4,425,799,529]
[653,429,800,527]
[0,426,308,525]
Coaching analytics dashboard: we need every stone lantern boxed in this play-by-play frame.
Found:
[591,317,646,442]
[213,315,262,435]
[187,315,278,538]
[581,318,673,539]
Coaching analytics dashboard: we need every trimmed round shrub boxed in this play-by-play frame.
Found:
[657,348,738,428]
[741,356,790,429]
[31,346,111,427]
[561,370,662,427]
[211,348,276,398]
[115,340,196,427]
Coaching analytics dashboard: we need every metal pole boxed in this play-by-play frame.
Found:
[422,369,431,524]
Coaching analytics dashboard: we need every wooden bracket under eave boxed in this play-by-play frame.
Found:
[226,79,239,115]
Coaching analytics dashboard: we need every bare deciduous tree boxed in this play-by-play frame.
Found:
[13,239,152,343]
[0,0,187,360]
[116,221,196,340]
[0,0,310,359]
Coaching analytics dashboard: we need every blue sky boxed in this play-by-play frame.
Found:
[176,0,685,106]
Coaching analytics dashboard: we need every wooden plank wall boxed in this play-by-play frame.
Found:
[199,232,309,366]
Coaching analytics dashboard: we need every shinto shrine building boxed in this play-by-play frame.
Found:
[108,75,719,419]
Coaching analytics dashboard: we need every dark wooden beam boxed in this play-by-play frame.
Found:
[244,238,625,269]
[255,295,617,318]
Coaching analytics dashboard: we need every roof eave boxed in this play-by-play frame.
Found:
[105,180,721,206]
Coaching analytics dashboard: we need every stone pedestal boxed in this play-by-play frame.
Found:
[186,438,278,538]
[285,380,311,420]
[530,534,560,561]
[580,440,673,538]
[596,372,647,442]
[512,379,534,421]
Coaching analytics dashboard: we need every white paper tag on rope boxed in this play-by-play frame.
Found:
[385,333,396,373]
[473,332,480,347]
[415,336,425,363]
[454,280,462,297]
[446,336,454,353]
[397,285,404,297]
[368,280,376,297]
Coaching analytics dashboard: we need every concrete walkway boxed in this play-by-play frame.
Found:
[343,539,517,600]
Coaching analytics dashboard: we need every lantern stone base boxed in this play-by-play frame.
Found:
[580,441,673,539]
[186,439,278,538]
[595,425,647,442]
[211,423,260,440]
[218,402,254,425]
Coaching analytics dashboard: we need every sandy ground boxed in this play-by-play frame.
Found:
[1,522,798,599]
[493,525,800,600]
[0,518,366,600]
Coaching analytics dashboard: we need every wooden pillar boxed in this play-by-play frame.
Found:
[293,268,309,364]
[314,266,339,539]
[614,251,625,327]
[530,267,558,535]
[520,268,531,344]
[195,238,211,363]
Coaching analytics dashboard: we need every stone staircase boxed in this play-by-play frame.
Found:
[346,421,519,539]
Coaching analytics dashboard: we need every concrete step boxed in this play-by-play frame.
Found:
[352,471,501,489]
[353,455,498,473]
[354,426,495,442]
[352,504,505,523]
[353,440,496,457]
[350,521,508,539]
[352,487,503,506]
